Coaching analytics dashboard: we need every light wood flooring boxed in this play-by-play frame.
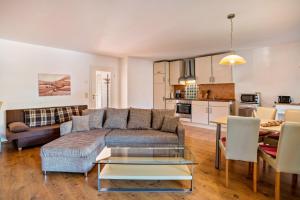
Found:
[0,126,299,200]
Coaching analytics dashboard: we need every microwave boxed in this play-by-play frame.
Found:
[240,93,260,104]
[278,96,292,104]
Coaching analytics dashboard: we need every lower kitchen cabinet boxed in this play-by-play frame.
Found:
[192,101,232,125]
[192,101,209,124]
[209,102,231,124]
[165,100,176,110]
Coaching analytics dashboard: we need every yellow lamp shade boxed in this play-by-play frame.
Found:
[219,54,246,65]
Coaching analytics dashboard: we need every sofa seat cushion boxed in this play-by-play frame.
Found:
[41,129,110,158]
[7,124,60,141]
[105,129,178,146]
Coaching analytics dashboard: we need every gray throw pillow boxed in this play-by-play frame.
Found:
[72,115,90,132]
[82,109,105,129]
[60,120,73,136]
[161,116,179,133]
[103,108,128,129]
[8,122,29,133]
[128,108,151,129]
[152,109,175,130]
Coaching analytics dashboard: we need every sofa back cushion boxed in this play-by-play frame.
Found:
[82,109,105,129]
[56,106,80,123]
[104,108,128,129]
[24,108,56,127]
[152,109,175,130]
[72,115,90,132]
[161,116,179,133]
[127,108,151,129]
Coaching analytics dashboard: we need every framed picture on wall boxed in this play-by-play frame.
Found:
[38,74,71,96]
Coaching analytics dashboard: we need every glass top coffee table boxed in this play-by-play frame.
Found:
[95,146,197,192]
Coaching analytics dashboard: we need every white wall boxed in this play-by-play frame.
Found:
[234,42,300,106]
[0,39,120,138]
[119,57,128,108]
[127,57,153,108]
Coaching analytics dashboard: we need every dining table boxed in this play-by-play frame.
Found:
[210,116,281,169]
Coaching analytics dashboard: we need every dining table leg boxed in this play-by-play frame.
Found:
[215,123,221,169]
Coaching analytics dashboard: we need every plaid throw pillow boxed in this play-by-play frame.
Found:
[24,108,56,127]
[56,106,80,123]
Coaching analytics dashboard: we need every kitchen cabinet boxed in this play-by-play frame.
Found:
[153,62,166,74]
[166,99,176,110]
[192,100,232,125]
[192,101,209,124]
[195,56,211,84]
[195,53,232,84]
[153,61,169,109]
[209,101,231,123]
[169,60,184,85]
[212,53,233,83]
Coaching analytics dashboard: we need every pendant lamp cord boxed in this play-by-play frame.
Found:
[230,17,233,50]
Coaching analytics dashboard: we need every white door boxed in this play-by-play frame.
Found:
[90,70,112,109]
[212,54,233,83]
[195,56,212,84]
[192,101,209,124]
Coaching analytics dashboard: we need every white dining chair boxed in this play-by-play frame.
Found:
[285,109,300,122]
[219,116,260,192]
[258,122,300,200]
[254,107,277,120]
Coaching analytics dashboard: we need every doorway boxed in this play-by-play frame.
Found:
[91,70,111,109]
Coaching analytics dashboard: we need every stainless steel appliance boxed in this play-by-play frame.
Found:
[178,59,196,84]
[175,100,192,118]
[278,96,292,104]
[239,93,261,117]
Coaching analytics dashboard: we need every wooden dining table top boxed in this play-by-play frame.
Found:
[210,116,281,132]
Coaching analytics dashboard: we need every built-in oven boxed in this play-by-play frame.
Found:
[176,100,192,118]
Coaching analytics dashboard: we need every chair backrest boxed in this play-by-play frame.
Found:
[226,116,260,162]
[254,107,276,120]
[276,122,300,174]
[285,109,300,122]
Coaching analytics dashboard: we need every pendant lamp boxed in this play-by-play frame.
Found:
[219,13,246,65]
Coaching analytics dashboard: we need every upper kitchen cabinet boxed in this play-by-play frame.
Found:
[195,56,211,84]
[212,53,233,83]
[153,61,169,109]
[154,61,168,74]
[169,60,184,85]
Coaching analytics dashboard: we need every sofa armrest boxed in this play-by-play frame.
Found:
[176,122,185,146]
[60,121,73,136]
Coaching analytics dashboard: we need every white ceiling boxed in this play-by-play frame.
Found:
[0,0,300,60]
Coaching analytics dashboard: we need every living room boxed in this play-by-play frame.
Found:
[0,1,300,200]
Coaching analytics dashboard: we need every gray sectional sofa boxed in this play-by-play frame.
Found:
[40,108,185,176]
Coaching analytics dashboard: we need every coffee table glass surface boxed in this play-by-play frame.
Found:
[94,146,197,192]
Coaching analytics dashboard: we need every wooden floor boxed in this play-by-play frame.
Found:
[0,125,299,200]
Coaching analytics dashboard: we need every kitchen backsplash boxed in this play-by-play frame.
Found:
[173,83,235,100]
[198,83,235,100]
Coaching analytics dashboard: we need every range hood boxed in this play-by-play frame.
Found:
[178,58,196,84]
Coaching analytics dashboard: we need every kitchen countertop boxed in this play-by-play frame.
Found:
[165,98,235,102]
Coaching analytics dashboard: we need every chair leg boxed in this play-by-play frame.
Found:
[292,174,298,189]
[263,160,266,172]
[253,162,257,192]
[226,159,229,187]
[275,171,280,200]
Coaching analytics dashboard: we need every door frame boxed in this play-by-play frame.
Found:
[89,65,116,109]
